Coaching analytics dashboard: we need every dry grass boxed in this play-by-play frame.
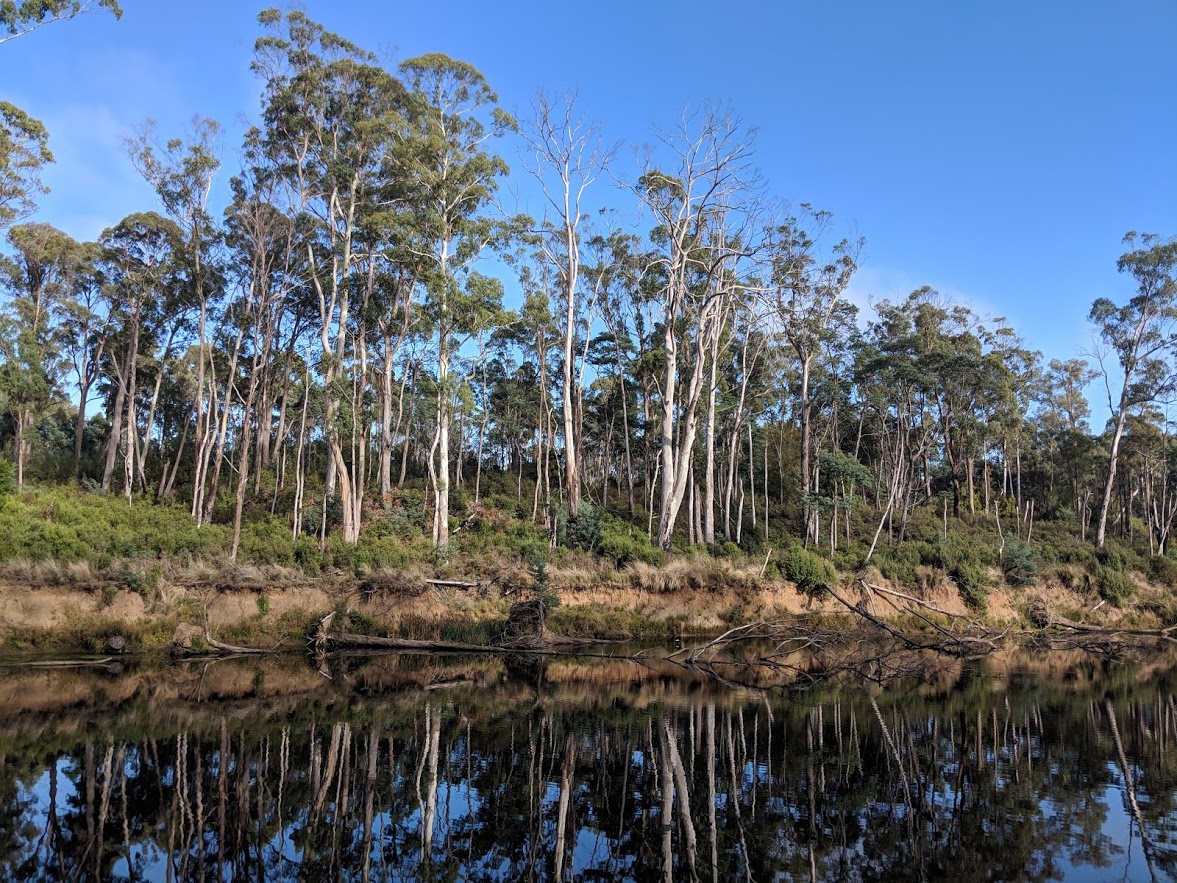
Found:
[0,559,97,586]
[548,558,617,589]
[626,555,767,594]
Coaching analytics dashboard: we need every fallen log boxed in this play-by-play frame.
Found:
[0,656,116,669]
[425,579,480,589]
[311,602,597,654]
[1046,616,1177,641]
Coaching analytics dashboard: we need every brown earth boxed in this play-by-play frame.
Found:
[0,561,1167,656]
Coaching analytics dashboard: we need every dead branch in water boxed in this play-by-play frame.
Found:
[0,656,117,669]
[200,626,276,656]
[310,602,597,655]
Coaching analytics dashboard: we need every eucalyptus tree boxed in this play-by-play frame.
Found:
[519,90,616,515]
[0,0,119,44]
[252,8,405,544]
[633,108,762,550]
[396,52,513,548]
[856,294,943,549]
[0,102,50,230]
[584,228,654,516]
[984,322,1040,513]
[1036,358,1098,526]
[52,239,103,468]
[96,211,181,501]
[224,170,298,560]
[125,117,225,521]
[765,207,860,542]
[0,221,83,484]
[1089,233,1177,548]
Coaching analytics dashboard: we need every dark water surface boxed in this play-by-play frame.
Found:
[2,648,1177,881]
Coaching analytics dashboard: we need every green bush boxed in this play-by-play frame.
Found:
[598,520,662,566]
[783,546,837,596]
[237,520,297,566]
[293,535,323,573]
[1098,566,1135,606]
[1001,539,1039,586]
[0,460,14,497]
[1097,545,1130,572]
[564,501,602,551]
[950,561,989,609]
[1149,554,1177,588]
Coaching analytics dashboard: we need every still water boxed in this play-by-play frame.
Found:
[2,648,1176,881]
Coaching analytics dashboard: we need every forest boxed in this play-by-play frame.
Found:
[2,3,1177,611]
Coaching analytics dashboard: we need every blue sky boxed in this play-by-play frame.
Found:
[4,0,1175,404]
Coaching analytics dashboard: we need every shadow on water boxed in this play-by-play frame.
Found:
[2,648,1177,880]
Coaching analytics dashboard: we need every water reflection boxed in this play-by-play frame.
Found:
[2,651,1177,880]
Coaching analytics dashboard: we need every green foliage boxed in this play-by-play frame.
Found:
[1001,539,1039,587]
[0,1,122,40]
[782,546,837,596]
[598,519,662,567]
[0,460,14,496]
[1098,567,1135,606]
[564,501,602,552]
[1096,545,1132,573]
[345,609,383,637]
[951,562,989,609]
[708,541,743,559]
[521,540,549,588]
[722,604,745,625]
[1149,555,1177,588]
[0,101,53,226]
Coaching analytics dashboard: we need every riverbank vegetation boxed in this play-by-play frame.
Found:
[1,7,1176,651]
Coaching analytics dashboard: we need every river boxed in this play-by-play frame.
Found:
[1,647,1175,881]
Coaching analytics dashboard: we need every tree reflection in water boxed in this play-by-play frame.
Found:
[1,651,1177,880]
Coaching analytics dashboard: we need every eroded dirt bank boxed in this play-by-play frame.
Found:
[0,567,1162,656]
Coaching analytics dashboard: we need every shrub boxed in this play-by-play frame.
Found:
[1149,555,1177,588]
[564,501,602,552]
[783,546,837,596]
[0,460,13,497]
[1002,539,1039,587]
[1098,566,1135,606]
[598,521,662,566]
[237,520,297,567]
[1092,546,1129,574]
[293,536,323,573]
[707,541,743,559]
[950,561,989,609]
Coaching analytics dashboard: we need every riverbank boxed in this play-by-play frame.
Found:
[0,557,1172,656]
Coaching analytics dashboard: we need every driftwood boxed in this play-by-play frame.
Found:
[849,580,1010,655]
[311,611,496,653]
[311,600,596,656]
[425,579,480,589]
[198,626,276,656]
[1048,616,1177,638]
[0,656,116,669]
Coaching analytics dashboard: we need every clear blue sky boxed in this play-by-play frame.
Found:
[4,0,1175,396]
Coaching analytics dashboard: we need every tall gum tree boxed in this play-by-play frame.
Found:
[0,222,82,484]
[632,108,762,550]
[1090,233,1177,549]
[125,118,225,523]
[96,212,181,502]
[519,90,616,516]
[397,52,512,549]
[0,103,50,231]
[765,207,860,543]
[252,8,405,544]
